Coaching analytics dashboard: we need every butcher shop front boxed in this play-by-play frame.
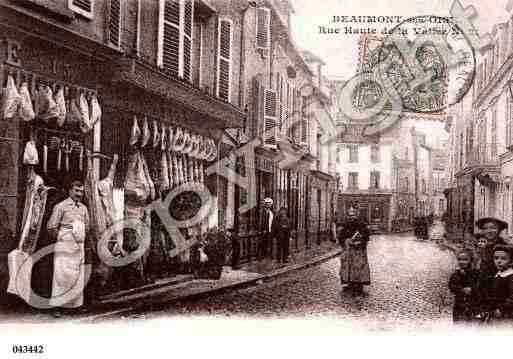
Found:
[0,36,245,309]
[92,57,246,298]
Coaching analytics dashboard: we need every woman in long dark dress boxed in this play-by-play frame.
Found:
[273,207,291,263]
[338,207,371,295]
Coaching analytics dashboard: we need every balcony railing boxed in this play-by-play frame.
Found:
[466,143,499,167]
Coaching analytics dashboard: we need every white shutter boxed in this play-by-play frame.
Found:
[69,0,94,19]
[158,0,194,81]
[217,18,233,102]
[109,0,121,47]
[256,7,271,52]
[183,0,194,82]
[263,89,278,148]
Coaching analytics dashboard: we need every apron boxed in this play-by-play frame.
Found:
[339,246,371,285]
[50,221,85,308]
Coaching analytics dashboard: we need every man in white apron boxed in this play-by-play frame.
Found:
[47,181,90,314]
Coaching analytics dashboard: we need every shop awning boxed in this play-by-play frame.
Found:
[111,57,247,129]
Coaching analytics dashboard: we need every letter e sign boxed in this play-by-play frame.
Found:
[6,39,22,67]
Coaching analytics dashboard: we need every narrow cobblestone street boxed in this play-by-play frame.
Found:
[118,233,456,329]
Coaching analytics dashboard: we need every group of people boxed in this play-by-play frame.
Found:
[449,217,513,325]
[257,197,292,264]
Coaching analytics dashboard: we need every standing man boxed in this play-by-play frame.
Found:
[338,207,371,296]
[258,198,274,260]
[47,181,90,314]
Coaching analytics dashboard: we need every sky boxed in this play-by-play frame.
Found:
[290,0,513,143]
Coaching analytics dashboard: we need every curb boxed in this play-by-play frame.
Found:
[78,248,342,322]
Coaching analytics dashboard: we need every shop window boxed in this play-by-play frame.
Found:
[216,18,233,102]
[69,0,94,19]
[349,144,358,163]
[348,172,358,189]
[157,0,194,82]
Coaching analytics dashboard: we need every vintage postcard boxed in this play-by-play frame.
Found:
[1,0,512,357]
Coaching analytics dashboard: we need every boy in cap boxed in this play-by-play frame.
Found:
[481,244,513,323]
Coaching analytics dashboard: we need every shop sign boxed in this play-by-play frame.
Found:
[3,37,99,85]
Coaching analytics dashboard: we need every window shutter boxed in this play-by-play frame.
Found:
[217,19,232,102]
[109,0,121,47]
[183,0,194,82]
[159,0,180,77]
[301,117,308,144]
[69,0,94,18]
[263,89,278,147]
[256,7,271,51]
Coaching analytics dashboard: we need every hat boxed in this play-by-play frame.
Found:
[263,198,273,206]
[492,244,513,257]
[475,217,508,231]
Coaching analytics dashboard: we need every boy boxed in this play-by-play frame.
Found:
[485,245,513,323]
[448,248,479,323]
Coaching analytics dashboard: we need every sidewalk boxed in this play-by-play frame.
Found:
[0,241,341,323]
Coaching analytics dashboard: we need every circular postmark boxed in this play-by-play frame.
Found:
[370,15,476,113]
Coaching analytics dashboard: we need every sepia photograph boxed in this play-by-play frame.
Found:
[1,0,513,357]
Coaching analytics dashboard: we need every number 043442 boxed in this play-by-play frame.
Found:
[11,345,44,354]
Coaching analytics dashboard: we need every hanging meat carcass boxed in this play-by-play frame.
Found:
[66,89,81,128]
[1,75,21,120]
[89,94,102,128]
[36,85,59,122]
[124,151,151,284]
[152,120,160,148]
[78,92,92,133]
[84,152,120,290]
[124,151,150,203]
[172,127,185,153]
[129,115,141,146]
[7,168,52,300]
[141,117,150,148]
[18,82,35,122]
[23,138,39,166]
[140,151,156,201]
[54,86,66,127]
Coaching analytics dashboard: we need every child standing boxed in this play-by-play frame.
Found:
[484,245,513,324]
[449,248,479,323]
[475,234,488,270]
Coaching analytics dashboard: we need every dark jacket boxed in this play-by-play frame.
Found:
[338,217,370,249]
[487,272,513,319]
[448,268,479,320]
[259,208,274,235]
[273,214,290,239]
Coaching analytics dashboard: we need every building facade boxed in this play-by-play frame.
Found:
[445,15,513,239]
[0,0,337,305]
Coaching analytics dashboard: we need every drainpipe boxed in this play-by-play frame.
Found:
[135,0,141,56]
